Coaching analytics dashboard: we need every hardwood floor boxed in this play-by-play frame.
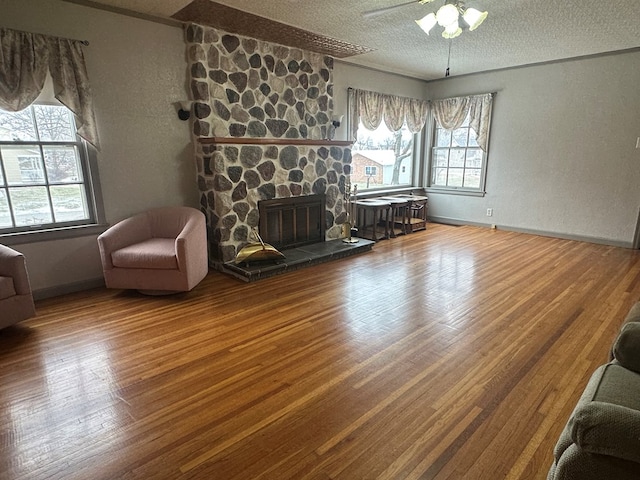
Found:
[2,224,640,480]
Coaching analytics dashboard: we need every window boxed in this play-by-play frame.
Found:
[429,114,487,193]
[364,165,378,176]
[352,121,415,191]
[0,105,97,232]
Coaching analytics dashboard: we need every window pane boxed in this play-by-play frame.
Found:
[433,149,448,167]
[1,145,45,185]
[463,169,481,188]
[447,168,464,187]
[435,129,451,147]
[353,121,414,190]
[51,185,89,222]
[452,128,469,147]
[449,149,465,168]
[433,168,448,185]
[0,190,11,228]
[9,186,53,226]
[0,165,4,186]
[34,105,76,142]
[44,146,83,183]
[468,128,479,147]
[466,149,483,169]
[0,109,37,141]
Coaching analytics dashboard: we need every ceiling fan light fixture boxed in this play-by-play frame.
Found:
[415,13,438,34]
[435,3,459,27]
[442,20,462,39]
[462,7,488,31]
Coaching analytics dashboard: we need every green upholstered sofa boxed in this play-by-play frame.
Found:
[548,303,640,479]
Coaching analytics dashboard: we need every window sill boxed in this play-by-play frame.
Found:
[426,187,486,197]
[354,186,425,200]
[0,223,109,246]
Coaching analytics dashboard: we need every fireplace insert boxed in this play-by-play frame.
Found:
[258,194,326,250]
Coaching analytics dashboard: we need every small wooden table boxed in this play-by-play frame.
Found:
[390,194,428,232]
[356,199,391,241]
[378,196,412,237]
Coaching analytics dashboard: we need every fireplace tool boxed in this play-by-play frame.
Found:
[342,178,359,244]
[234,228,285,265]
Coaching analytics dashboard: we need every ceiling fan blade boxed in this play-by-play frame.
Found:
[362,0,435,18]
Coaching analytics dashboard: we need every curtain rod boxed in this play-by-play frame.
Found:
[2,27,89,46]
[347,87,498,99]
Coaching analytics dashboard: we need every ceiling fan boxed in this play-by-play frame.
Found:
[362,0,435,19]
[363,0,488,39]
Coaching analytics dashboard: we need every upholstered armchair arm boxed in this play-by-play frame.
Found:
[612,322,640,373]
[570,401,640,464]
[0,244,31,295]
[175,210,207,276]
[97,214,152,269]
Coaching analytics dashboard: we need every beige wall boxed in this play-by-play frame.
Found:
[2,0,195,296]
[425,52,640,246]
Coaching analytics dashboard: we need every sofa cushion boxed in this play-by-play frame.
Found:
[613,322,640,374]
[0,275,16,300]
[111,238,178,270]
[568,364,640,464]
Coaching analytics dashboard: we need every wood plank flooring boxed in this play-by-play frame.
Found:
[2,224,640,480]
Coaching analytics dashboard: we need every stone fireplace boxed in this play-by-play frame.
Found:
[186,24,353,264]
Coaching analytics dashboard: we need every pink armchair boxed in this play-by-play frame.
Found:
[97,206,209,294]
[0,244,36,328]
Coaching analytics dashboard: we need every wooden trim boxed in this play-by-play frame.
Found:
[198,137,353,147]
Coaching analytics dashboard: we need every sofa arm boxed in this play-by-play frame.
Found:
[613,322,640,373]
[0,244,31,295]
[570,401,640,464]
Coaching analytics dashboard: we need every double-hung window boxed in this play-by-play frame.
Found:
[0,104,97,233]
[429,113,487,193]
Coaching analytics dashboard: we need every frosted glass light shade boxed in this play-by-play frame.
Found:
[463,7,488,30]
[436,3,459,26]
[415,13,438,34]
[442,20,462,39]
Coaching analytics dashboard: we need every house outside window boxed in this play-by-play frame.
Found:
[428,113,487,193]
[0,104,96,231]
[352,121,415,191]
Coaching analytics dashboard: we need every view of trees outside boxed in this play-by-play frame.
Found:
[431,115,483,189]
[0,105,88,229]
[352,121,414,190]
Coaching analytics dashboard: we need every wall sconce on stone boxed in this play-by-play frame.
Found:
[177,101,193,121]
[328,114,344,140]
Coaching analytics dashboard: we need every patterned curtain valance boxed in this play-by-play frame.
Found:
[348,88,494,153]
[0,28,100,149]
[348,88,430,141]
[432,93,493,152]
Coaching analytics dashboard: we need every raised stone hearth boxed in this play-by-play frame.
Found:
[223,238,374,282]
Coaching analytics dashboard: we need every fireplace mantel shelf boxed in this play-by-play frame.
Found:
[198,137,353,147]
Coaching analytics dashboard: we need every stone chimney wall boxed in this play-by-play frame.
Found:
[185,24,352,264]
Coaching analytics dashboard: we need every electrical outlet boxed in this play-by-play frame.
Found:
[486,208,493,217]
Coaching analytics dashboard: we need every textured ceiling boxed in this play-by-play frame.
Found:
[65,0,640,80]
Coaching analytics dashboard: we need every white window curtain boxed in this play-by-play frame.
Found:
[348,88,430,140]
[432,93,493,152]
[0,28,100,149]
